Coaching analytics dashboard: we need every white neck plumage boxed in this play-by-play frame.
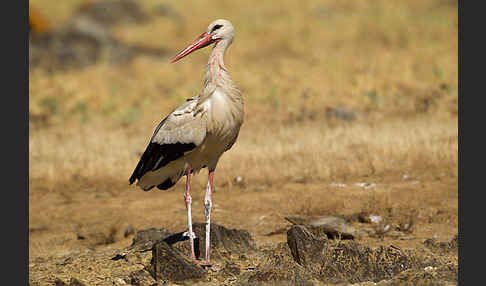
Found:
[199,38,244,133]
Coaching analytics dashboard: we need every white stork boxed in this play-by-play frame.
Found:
[129,19,244,268]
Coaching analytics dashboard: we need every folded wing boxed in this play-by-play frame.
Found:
[129,97,207,186]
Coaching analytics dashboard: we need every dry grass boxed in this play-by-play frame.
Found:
[29,0,458,123]
[30,115,457,189]
[29,0,458,262]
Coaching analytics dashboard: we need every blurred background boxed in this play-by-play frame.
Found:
[29,0,458,277]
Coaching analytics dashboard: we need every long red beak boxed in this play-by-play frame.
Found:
[171,32,217,63]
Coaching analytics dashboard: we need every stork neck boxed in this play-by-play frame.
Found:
[204,40,231,88]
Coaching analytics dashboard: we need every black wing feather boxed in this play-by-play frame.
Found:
[129,115,196,185]
[129,141,196,185]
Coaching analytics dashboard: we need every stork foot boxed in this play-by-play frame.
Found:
[191,259,221,272]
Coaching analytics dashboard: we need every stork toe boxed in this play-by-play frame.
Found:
[192,259,221,272]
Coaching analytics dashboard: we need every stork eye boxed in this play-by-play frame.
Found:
[211,24,223,33]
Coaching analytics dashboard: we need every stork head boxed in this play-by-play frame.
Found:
[206,19,235,43]
[171,19,234,63]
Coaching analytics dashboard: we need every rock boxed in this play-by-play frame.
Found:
[76,227,117,246]
[113,227,193,262]
[309,216,365,239]
[287,225,328,269]
[132,228,171,247]
[325,106,358,122]
[369,215,383,224]
[150,240,207,282]
[234,175,246,186]
[285,216,364,239]
[109,228,173,260]
[175,223,257,260]
[353,182,377,189]
[423,234,458,255]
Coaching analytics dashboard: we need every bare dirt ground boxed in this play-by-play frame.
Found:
[29,0,458,284]
[29,166,458,285]
[30,170,458,252]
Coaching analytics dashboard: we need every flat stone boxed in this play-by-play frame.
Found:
[131,228,171,247]
[286,216,364,239]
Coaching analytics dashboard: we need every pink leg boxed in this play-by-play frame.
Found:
[184,166,196,260]
[204,170,215,264]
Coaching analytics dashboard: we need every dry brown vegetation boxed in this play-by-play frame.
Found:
[29,0,458,284]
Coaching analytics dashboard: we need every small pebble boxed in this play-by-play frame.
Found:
[369,215,382,224]
[234,176,243,184]
[424,266,435,271]
[329,183,347,188]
